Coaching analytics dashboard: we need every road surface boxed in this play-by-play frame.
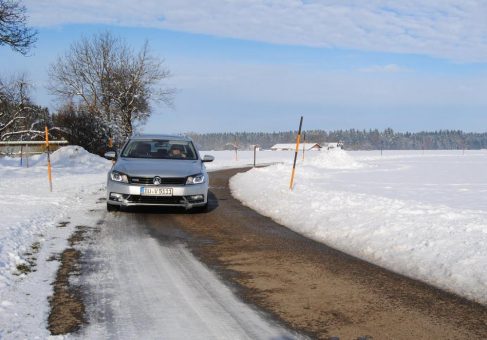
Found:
[64,167,487,339]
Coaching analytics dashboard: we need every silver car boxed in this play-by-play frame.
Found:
[104,134,214,212]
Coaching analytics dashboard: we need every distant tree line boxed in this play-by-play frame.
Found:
[189,128,487,151]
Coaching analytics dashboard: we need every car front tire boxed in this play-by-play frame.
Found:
[107,202,120,212]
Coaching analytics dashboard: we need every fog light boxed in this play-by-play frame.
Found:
[110,193,123,201]
[189,195,204,200]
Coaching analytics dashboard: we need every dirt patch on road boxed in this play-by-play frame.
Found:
[47,226,87,335]
[153,168,487,340]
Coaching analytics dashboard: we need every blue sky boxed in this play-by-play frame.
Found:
[2,1,487,133]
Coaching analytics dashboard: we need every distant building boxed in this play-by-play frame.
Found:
[248,144,260,151]
[271,143,322,151]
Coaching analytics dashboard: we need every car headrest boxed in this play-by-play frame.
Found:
[136,143,151,154]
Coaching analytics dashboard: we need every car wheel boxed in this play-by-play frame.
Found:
[107,202,120,212]
[193,203,208,213]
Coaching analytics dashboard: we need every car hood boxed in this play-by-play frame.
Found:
[114,158,203,177]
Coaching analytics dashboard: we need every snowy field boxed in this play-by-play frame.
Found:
[1,146,486,336]
[230,149,487,305]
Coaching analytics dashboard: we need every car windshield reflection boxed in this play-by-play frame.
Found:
[121,139,198,160]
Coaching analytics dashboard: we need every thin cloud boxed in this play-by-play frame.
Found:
[359,64,415,73]
[23,0,487,62]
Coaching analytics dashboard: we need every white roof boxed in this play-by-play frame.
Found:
[271,143,321,150]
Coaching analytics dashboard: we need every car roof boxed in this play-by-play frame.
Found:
[129,134,193,141]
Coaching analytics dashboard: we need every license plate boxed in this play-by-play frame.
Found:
[140,187,173,196]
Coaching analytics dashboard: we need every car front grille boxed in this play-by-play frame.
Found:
[124,195,205,205]
[126,195,185,204]
[129,177,186,185]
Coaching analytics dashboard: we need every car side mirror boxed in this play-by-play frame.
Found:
[202,155,214,162]
[104,151,116,160]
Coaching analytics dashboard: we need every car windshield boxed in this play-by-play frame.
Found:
[121,139,198,160]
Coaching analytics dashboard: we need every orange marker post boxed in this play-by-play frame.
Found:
[45,127,53,192]
[290,116,303,190]
[109,137,114,165]
[234,136,238,161]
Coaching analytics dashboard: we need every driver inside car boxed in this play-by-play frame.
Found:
[169,144,187,158]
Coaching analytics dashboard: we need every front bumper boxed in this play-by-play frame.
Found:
[107,180,208,209]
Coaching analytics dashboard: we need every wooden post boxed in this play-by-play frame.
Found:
[45,127,53,192]
[20,145,23,166]
[290,116,303,190]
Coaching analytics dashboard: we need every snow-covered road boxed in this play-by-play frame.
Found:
[76,210,300,340]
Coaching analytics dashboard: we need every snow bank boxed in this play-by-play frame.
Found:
[0,145,109,169]
[303,148,364,169]
[230,150,487,305]
[0,146,110,337]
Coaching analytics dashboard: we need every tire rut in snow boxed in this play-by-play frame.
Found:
[47,226,90,335]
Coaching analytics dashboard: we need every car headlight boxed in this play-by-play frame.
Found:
[186,173,205,185]
[110,170,129,183]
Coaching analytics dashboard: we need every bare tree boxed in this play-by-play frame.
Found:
[0,73,48,141]
[0,0,37,55]
[47,31,176,142]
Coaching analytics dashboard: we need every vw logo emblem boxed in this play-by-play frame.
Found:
[153,176,162,185]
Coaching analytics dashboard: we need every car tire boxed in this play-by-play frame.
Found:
[107,202,120,212]
[193,203,209,213]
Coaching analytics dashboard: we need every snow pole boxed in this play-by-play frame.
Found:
[109,137,114,165]
[234,136,238,161]
[290,116,303,190]
[45,126,53,192]
[26,144,29,168]
[380,140,383,156]
[463,140,466,155]
[422,141,425,155]
[253,144,258,167]
[20,145,23,166]
[302,132,306,160]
